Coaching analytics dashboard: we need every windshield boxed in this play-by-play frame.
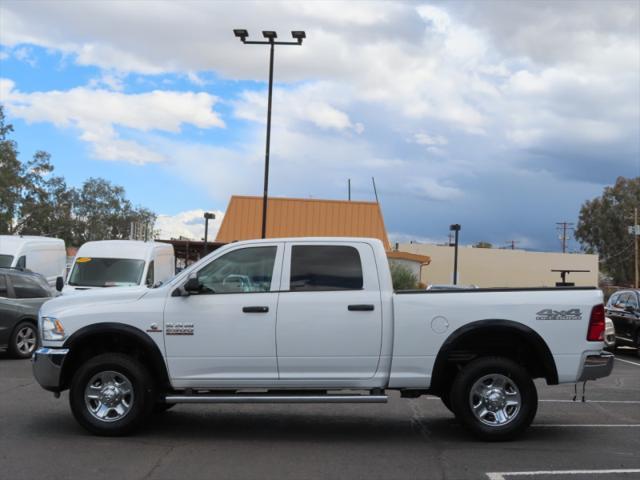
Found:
[0,254,14,268]
[68,257,146,287]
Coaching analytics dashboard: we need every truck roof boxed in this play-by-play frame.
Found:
[223,237,385,246]
[75,240,174,261]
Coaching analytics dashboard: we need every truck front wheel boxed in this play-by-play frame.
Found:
[69,353,156,436]
[450,356,537,441]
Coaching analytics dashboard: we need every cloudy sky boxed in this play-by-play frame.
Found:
[1,1,638,250]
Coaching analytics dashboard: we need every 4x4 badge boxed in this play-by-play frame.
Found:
[536,308,582,320]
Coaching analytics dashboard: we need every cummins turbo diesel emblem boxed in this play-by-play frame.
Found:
[165,323,194,335]
[536,308,582,320]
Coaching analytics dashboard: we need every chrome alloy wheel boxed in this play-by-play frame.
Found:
[84,371,134,422]
[469,373,521,427]
[16,325,37,355]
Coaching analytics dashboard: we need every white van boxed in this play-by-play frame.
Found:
[0,235,66,286]
[63,240,175,293]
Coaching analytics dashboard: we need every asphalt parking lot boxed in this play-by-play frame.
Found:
[1,350,639,480]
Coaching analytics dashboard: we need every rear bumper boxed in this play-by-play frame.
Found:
[32,348,69,392]
[578,351,614,382]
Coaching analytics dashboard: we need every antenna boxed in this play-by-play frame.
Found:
[372,177,379,203]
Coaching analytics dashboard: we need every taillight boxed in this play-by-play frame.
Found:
[587,304,605,341]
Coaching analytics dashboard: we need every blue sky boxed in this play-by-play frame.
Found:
[1,1,638,249]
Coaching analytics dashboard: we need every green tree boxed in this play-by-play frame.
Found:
[473,241,493,248]
[389,262,419,290]
[575,176,640,285]
[74,178,156,243]
[0,106,22,233]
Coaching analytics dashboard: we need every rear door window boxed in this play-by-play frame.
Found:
[290,245,363,291]
[0,275,8,297]
[10,274,50,299]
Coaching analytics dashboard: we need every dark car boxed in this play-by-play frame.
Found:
[605,289,640,356]
[0,268,56,358]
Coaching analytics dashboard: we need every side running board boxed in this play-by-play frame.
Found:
[163,394,388,404]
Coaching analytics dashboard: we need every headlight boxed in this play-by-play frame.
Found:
[41,316,66,341]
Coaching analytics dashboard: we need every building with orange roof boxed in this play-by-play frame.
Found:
[216,195,392,250]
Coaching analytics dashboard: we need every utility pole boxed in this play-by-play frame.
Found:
[450,224,461,285]
[203,212,215,256]
[348,178,351,201]
[505,240,520,250]
[635,207,638,289]
[233,29,306,238]
[556,222,574,253]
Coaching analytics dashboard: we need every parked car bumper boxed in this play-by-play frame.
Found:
[32,347,69,392]
[578,351,615,381]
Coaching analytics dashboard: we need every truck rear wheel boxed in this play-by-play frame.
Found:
[69,353,156,436]
[450,356,537,441]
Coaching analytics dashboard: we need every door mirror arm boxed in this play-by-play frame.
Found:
[183,277,203,295]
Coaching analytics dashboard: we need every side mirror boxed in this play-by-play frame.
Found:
[55,276,64,292]
[183,277,203,295]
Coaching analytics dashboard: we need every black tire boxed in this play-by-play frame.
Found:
[440,390,454,414]
[69,353,156,436]
[153,402,176,414]
[450,356,537,441]
[9,321,37,359]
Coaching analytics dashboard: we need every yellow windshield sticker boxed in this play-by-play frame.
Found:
[76,257,92,263]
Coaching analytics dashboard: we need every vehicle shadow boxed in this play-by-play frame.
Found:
[30,407,590,446]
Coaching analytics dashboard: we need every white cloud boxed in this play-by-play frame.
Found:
[155,209,225,240]
[412,132,448,146]
[0,78,224,164]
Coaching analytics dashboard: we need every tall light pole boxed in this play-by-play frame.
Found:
[203,212,215,255]
[233,29,306,239]
[450,224,461,285]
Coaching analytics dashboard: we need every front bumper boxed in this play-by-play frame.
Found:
[32,348,69,392]
[578,351,615,382]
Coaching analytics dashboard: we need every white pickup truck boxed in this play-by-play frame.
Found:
[33,237,613,440]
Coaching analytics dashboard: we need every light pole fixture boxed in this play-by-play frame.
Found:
[203,212,215,255]
[450,224,461,285]
[233,29,306,239]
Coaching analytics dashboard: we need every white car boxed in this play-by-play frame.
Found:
[33,237,613,440]
[63,240,175,294]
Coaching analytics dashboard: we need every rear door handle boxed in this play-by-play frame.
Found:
[242,306,269,313]
[348,304,375,312]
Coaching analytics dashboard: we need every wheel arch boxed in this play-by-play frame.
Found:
[60,322,169,391]
[430,319,558,396]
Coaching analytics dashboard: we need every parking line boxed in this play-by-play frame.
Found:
[539,399,640,404]
[486,469,640,480]
[616,357,640,367]
[531,424,640,427]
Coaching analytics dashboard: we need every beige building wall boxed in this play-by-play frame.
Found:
[398,243,599,288]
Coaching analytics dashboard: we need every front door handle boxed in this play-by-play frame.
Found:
[348,304,375,312]
[243,306,269,313]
